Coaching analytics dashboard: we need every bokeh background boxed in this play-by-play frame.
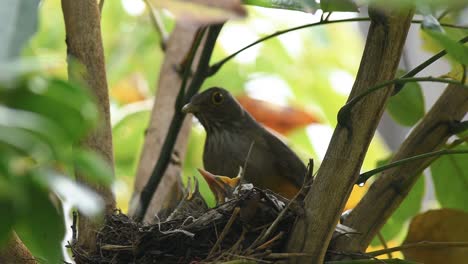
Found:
[23,0,465,259]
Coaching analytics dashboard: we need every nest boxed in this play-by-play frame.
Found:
[71,187,303,264]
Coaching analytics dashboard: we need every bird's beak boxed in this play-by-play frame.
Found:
[182,103,199,114]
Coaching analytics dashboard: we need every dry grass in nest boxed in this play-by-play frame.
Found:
[71,187,302,264]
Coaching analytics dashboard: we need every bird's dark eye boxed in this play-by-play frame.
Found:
[211,91,224,105]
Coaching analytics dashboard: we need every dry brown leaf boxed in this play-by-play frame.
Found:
[152,0,246,26]
[402,208,468,264]
[236,95,320,135]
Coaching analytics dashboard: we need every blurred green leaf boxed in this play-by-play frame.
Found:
[16,176,65,264]
[73,149,113,186]
[374,157,425,243]
[321,0,359,12]
[1,77,98,142]
[44,171,104,217]
[430,144,468,211]
[422,18,468,65]
[386,71,425,127]
[0,126,54,163]
[0,0,40,61]
[242,0,318,12]
[0,179,14,246]
[113,110,150,177]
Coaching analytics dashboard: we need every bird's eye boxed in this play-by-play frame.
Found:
[211,91,224,105]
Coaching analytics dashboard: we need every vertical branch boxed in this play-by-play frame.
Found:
[128,24,202,222]
[61,0,115,254]
[134,24,223,222]
[332,83,468,253]
[286,7,414,262]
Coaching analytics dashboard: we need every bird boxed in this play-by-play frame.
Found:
[197,168,241,205]
[182,87,307,199]
[164,176,208,221]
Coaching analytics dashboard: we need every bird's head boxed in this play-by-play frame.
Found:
[182,87,246,132]
[197,168,241,205]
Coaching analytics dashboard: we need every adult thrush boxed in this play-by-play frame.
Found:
[182,87,306,199]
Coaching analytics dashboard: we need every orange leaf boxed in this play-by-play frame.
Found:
[402,208,468,263]
[236,95,320,135]
[111,74,148,104]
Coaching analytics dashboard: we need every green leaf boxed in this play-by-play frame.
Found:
[430,144,468,211]
[422,17,468,65]
[0,126,54,163]
[0,178,15,246]
[0,0,41,61]
[113,110,150,177]
[321,0,359,12]
[44,171,104,217]
[1,77,98,142]
[73,149,113,185]
[386,73,425,126]
[374,157,425,243]
[242,0,318,13]
[15,176,65,264]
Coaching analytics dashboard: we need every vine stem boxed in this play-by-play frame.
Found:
[338,76,468,126]
[357,149,468,184]
[367,241,468,257]
[207,18,467,76]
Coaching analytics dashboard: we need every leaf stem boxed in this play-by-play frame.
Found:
[357,149,468,185]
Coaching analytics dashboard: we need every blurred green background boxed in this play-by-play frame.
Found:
[24,0,394,254]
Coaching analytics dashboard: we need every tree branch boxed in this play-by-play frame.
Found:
[61,0,115,254]
[128,25,206,222]
[332,83,468,254]
[208,19,467,76]
[134,24,223,222]
[285,7,414,263]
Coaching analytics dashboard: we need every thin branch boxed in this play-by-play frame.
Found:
[135,24,223,222]
[357,149,468,184]
[367,241,468,257]
[207,19,467,77]
[394,36,468,93]
[144,0,169,50]
[338,76,468,127]
[376,232,392,259]
[208,207,240,257]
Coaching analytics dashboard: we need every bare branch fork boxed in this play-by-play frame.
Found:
[331,82,468,255]
[135,24,224,222]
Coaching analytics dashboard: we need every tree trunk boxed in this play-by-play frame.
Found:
[61,0,115,256]
[286,7,414,263]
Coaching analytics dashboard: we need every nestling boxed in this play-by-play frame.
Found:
[182,87,306,199]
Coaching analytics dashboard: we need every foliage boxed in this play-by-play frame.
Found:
[1,0,467,262]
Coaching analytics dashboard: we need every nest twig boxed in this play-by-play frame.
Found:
[71,188,297,264]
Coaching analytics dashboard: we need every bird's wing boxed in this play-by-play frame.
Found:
[255,127,307,187]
